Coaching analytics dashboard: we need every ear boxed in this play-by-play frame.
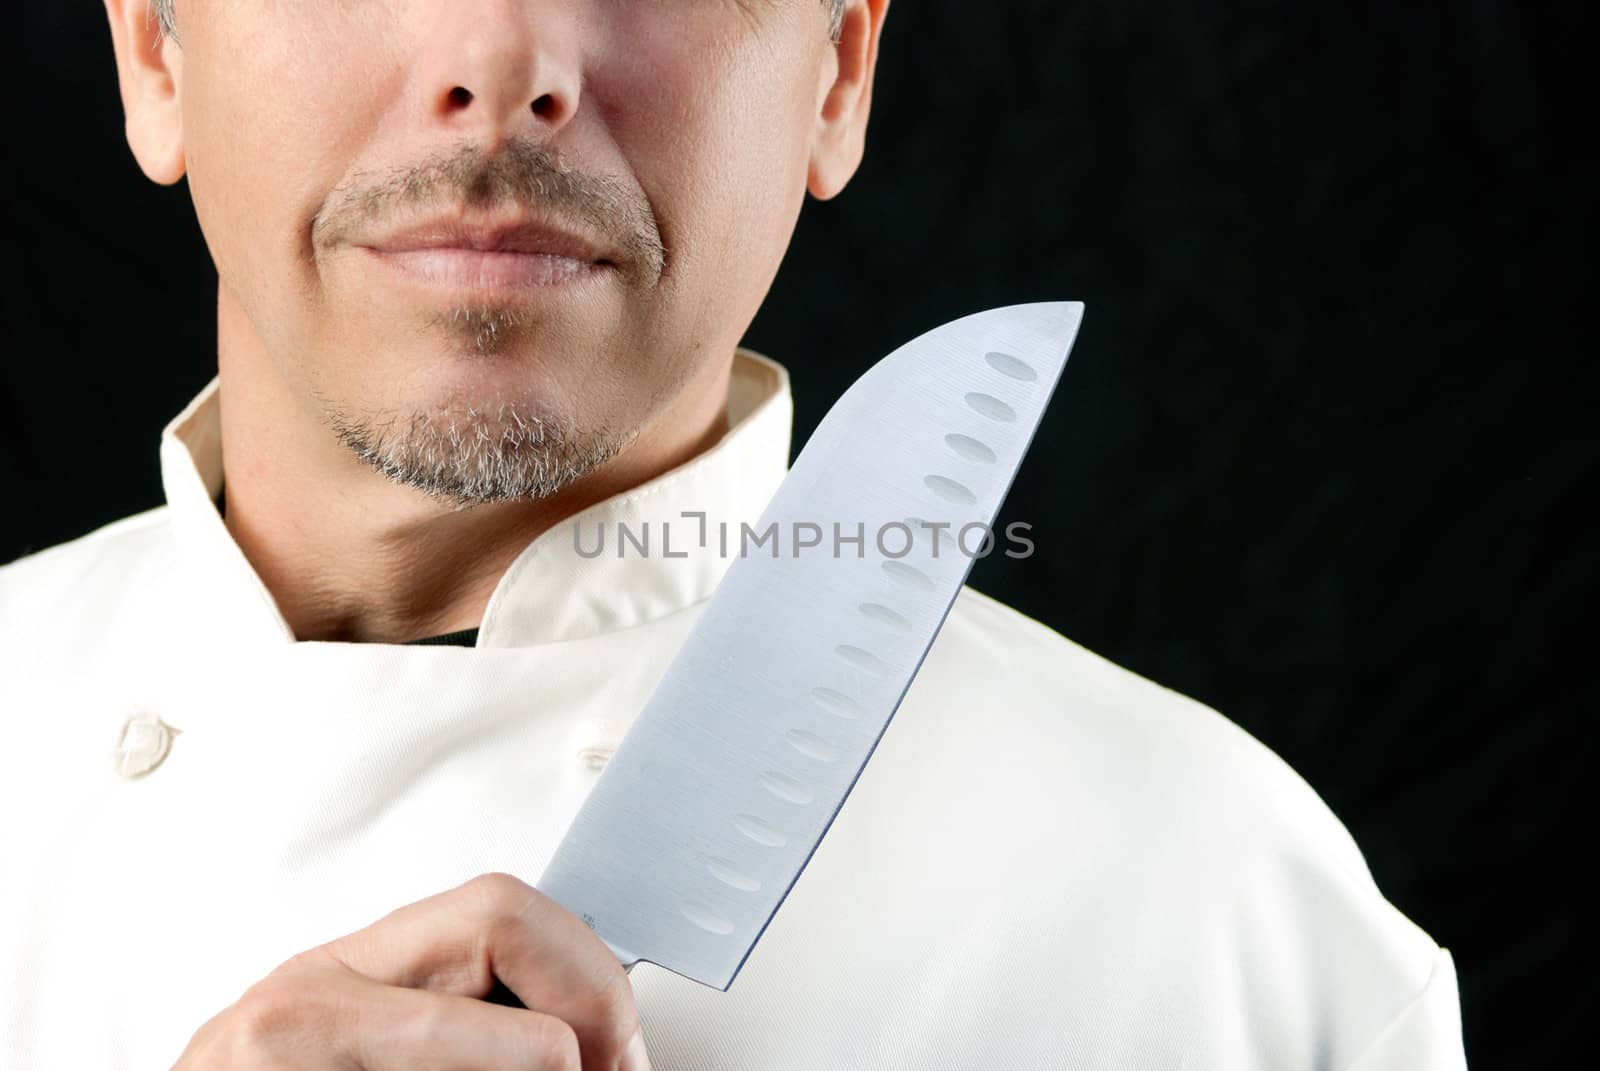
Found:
[102,0,186,185]
[807,0,891,201]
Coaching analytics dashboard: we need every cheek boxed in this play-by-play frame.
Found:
[181,10,400,319]
[592,19,819,285]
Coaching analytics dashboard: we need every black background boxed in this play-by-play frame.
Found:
[5,3,1591,1066]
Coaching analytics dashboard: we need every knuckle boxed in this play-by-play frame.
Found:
[594,967,642,1038]
[523,1014,582,1071]
[563,961,642,1063]
[603,998,645,1060]
[274,946,327,974]
[462,871,538,918]
[230,975,321,1047]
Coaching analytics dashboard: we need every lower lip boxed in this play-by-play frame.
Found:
[360,247,610,291]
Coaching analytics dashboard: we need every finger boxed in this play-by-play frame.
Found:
[316,873,639,1065]
[318,873,612,998]
[346,974,583,1071]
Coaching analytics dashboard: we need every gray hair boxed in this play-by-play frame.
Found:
[152,2,846,44]
[151,0,175,40]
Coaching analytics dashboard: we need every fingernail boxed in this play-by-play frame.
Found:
[621,1028,652,1071]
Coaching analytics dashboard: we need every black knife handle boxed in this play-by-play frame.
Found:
[481,961,636,1009]
[482,978,526,1008]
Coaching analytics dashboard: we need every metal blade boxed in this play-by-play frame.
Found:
[536,301,1084,990]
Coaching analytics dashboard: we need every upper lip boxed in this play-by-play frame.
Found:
[360,215,612,263]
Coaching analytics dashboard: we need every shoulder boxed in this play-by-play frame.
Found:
[927,584,1362,864]
[885,585,1463,1066]
[923,584,1392,897]
[0,507,177,640]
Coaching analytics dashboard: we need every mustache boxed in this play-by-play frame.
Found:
[311,138,665,276]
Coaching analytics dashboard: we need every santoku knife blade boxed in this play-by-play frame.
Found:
[535,301,1084,991]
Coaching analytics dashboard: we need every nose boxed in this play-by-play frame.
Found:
[415,1,580,144]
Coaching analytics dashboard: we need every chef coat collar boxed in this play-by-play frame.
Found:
[158,349,793,649]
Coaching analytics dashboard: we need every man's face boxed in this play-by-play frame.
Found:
[143,1,854,504]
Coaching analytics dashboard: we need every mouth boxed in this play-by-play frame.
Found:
[355,216,616,293]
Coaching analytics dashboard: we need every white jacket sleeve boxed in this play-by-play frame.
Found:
[1346,949,1468,1071]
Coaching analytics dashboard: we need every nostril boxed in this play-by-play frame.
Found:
[531,93,557,118]
[447,86,473,108]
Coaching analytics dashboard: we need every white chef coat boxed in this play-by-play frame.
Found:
[0,350,1465,1070]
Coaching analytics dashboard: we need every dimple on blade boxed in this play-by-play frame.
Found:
[535,301,1085,990]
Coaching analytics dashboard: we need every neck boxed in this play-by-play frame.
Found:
[214,293,732,644]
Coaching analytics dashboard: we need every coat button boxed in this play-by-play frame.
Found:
[111,708,179,779]
[575,718,626,770]
[576,742,616,770]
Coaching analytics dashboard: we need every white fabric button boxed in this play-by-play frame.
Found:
[575,718,627,770]
[576,743,616,770]
[111,708,179,779]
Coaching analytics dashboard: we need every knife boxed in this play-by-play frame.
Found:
[534,301,1084,992]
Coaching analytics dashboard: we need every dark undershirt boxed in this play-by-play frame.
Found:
[216,488,481,648]
[405,627,481,647]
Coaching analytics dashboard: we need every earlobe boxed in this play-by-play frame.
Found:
[102,0,187,185]
[806,0,891,202]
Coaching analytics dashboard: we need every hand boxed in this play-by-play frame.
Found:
[170,872,650,1070]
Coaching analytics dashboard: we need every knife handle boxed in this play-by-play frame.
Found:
[482,978,525,1008]
[482,965,636,1008]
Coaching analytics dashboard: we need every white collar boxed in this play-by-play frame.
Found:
[158,349,793,649]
